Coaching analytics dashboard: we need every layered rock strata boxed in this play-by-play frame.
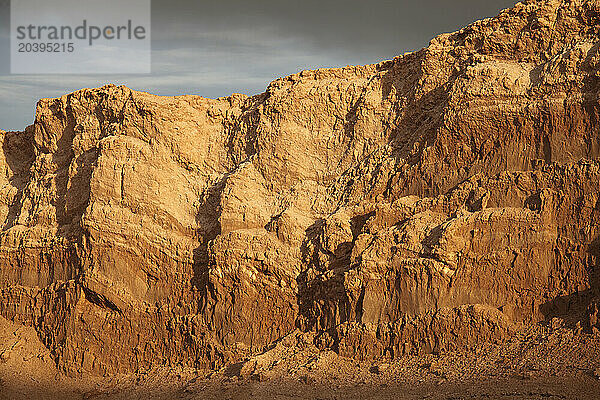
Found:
[0,0,599,375]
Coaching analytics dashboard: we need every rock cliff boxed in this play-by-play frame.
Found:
[1,0,599,376]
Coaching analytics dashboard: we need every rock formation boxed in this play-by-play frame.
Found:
[0,0,599,376]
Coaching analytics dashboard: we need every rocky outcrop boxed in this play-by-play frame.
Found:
[1,0,600,375]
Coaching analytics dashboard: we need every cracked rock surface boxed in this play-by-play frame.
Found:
[0,0,600,385]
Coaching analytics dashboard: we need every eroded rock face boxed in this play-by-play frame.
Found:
[0,0,599,375]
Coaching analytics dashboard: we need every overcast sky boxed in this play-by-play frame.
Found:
[0,0,516,131]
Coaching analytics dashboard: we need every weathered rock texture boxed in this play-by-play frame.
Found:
[1,0,600,376]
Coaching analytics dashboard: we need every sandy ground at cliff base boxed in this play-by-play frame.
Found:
[2,315,600,400]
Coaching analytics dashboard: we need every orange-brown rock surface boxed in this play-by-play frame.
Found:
[1,0,600,377]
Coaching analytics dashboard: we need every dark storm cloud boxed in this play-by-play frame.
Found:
[152,0,516,60]
[0,0,8,75]
[0,0,516,130]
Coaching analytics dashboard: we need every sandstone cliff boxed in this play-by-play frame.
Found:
[1,0,600,376]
